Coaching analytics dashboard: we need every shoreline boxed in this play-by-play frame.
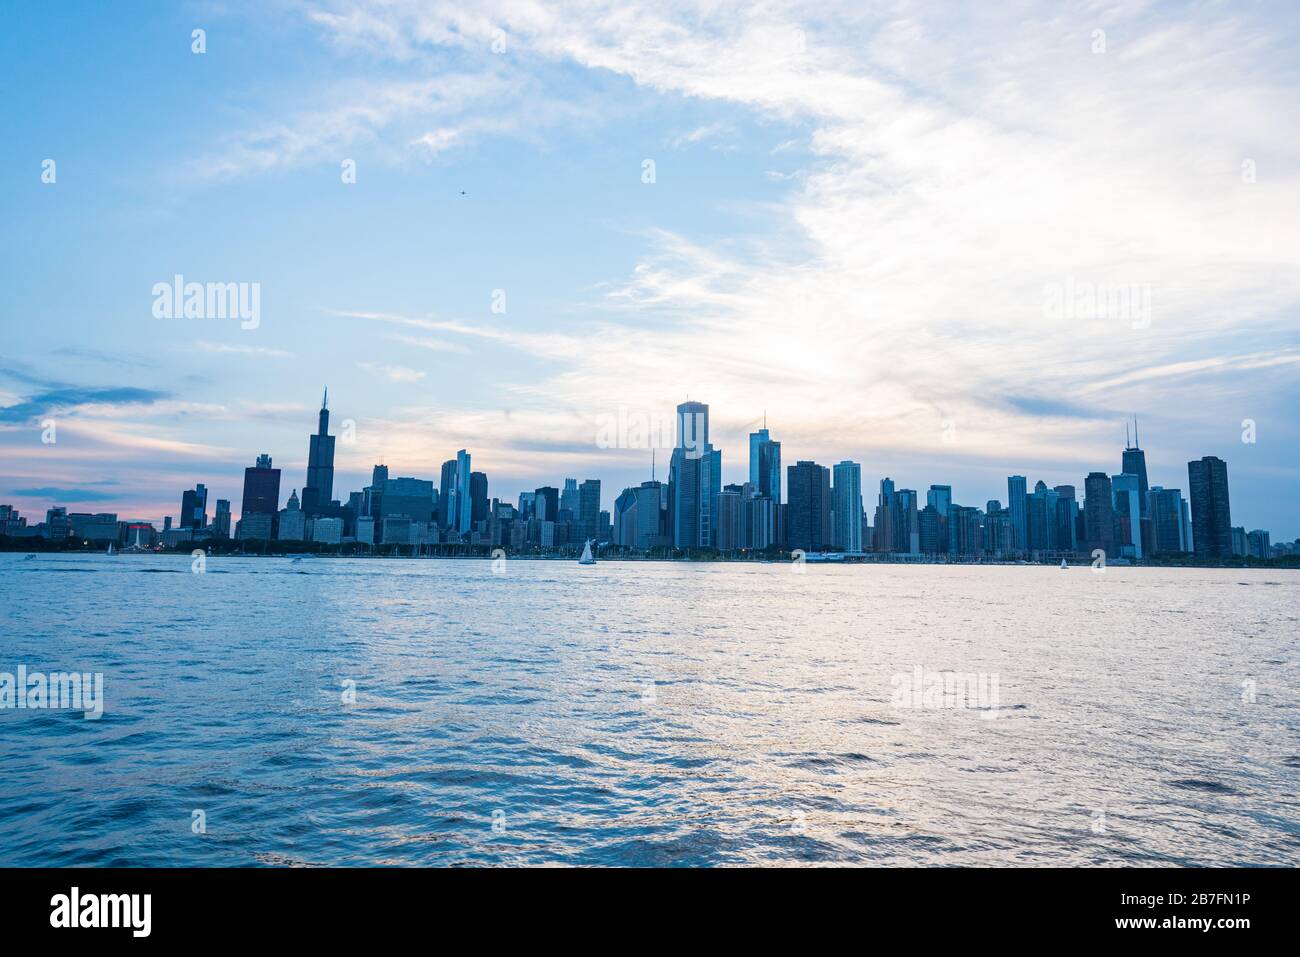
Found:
[3,544,1297,570]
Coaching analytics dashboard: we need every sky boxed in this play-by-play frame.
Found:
[1,0,1298,537]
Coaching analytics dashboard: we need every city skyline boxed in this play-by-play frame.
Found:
[3,3,1299,538]
[0,389,1291,558]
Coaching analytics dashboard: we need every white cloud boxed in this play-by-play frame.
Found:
[277,2,1300,484]
[189,341,294,358]
[357,361,427,383]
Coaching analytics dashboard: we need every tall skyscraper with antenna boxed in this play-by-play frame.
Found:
[1121,417,1149,504]
[1121,416,1151,552]
[303,388,336,514]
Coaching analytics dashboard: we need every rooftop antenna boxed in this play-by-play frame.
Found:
[1134,416,1140,448]
[322,387,328,409]
[1126,421,1130,449]
[651,448,656,482]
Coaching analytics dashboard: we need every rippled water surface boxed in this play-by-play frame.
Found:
[1,553,1297,866]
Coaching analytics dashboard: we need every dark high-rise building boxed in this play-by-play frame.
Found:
[1083,472,1115,557]
[950,505,984,557]
[787,460,831,552]
[927,485,952,515]
[873,477,897,552]
[715,485,744,551]
[1111,472,1143,559]
[365,464,389,519]
[896,488,919,554]
[379,477,435,523]
[1027,480,1057,552]
[1122,419,1151,551]
[439,459,457,528]
[303,389,336,514]
[1188,456,1232,559]
[560,478,579,517]
[180,483,208,530]
[470,471,489,526]
[533,486,559,523]
[1122,420,1150,506]
[1007,475,1028,552]
[1148,486,1189,554]
[1053,485,1078,552]
[748,425,781,502]
[577,479,601,541]
[241,453,281,520]
[919,504,944,554]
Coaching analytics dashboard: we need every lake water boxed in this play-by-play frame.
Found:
[1,553,1297,866]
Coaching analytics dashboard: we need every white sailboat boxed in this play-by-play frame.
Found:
[578,540,596,565]
[106,542,116,556]
[1060,558,1068,569]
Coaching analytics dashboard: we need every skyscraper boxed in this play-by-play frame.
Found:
[1053,485,1079,552]
[831,460,863,553]
[614,480,668,549]
[365,464,389,520]
[560,478,578,517]
[748,425,781,502]
[926,485,952,515]
[1027,480,1058,553]
[1083,472,1115,557]
[748,422,781,544]
[669,400,721,549]
[213,499,231,538]
[1112,473,1143,559]
[1122,419,1150,550]
[303,389,336,514]
[874,477,897,553]
[1246,529,1271,558]
[533,486,559,523]
[787,460,831,552]
[240,454,281,538]
[470,471,489,526]
[180,483,207,530]
[715,485,744,551]
[1148,486,1189,554]
[454,450,472,534]
[1188,456,1232,559]
[1007,475,1028,552]
[577,479,601,542]
[439,459,457,528]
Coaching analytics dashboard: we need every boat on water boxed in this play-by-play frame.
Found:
[578,540,597,565]
[1060,558,1068,569]
[106,542,116,556]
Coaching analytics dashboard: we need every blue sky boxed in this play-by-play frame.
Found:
[2,1,1298,537]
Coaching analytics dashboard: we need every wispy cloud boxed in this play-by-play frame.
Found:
[357,360,426,382]
[12,486,119,503]
[188,341,295,358]
[300,0,1300,476]
[0,386,171,425]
